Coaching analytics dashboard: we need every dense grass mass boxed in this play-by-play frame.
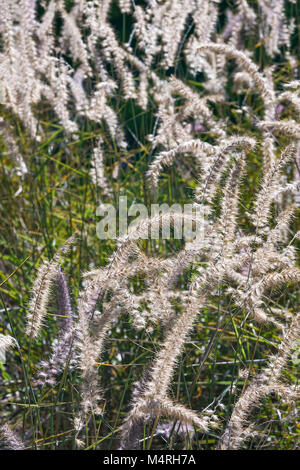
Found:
[0,0,299,450]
